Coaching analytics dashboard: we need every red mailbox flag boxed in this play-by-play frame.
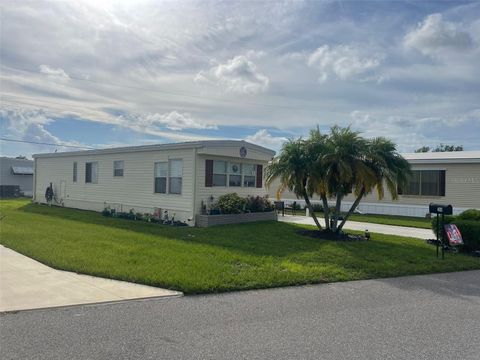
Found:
[444,224,463,246]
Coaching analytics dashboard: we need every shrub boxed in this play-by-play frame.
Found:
[311,203,323,212]
[245,195,274,213]
[215,193,247,214]
[454,220,480,252]
[431,215,456,234]
[431,215,480,252]
[457,209,480,221]
[102,207,112,217]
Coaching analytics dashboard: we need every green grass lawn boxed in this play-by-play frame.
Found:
[1,199,478,294]
[313,212,432,229]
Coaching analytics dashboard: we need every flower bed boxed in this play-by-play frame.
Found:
[197,193,277,227]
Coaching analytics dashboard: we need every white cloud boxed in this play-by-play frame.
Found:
[39,65,70,81]
[245,129,286,150]
[404,14,473,56]
[307,45,382,82]
[245,49,266,59]
[195,55,269,94]
[349,109,480,152]
[118,111,217,131]
[0,108,86,152]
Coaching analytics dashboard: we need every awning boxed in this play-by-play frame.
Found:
[11,166,33,175]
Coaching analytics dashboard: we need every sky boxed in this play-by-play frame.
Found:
[1,0,479,158]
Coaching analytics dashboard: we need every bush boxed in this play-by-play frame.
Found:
[102,207,112,217]
[454,220,480,252]
[311,203,323,212]
[431,215,456,234]
[457,209,480,221]
[215,193,247,214]
[245,195,274,213]
[431,214,480,252]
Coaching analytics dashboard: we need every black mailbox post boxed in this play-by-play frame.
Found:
[428,203,452,215]
[429,203,453,259]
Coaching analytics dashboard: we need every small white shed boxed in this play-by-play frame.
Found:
[33,140,276,225]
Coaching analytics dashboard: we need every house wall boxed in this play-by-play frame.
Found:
[269,162,480,217]
[194,154,271,216]
[0,157,33,196]
[34,148,196,223]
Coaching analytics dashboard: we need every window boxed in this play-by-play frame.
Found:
[228,162,241,187]
[401,170,445,196]
[243,164,256,187]
[113,161,124,177]
[154,162,167,193]
[73,162,77,183]
[169,159,183,194]
[213,160,227,186]
[85,162,98,183]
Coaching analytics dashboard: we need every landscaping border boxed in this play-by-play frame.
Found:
[196,212,277,227]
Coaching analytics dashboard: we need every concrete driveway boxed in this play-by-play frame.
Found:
[0,245,181,312]
[279,215,434,239]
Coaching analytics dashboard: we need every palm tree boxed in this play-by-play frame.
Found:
[305,128,331,230]
[320,126,373,232]
[265,138,323,230]
[336,137,411,232]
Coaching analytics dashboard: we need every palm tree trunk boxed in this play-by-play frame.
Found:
[320,193,330,230]
[332,192,342,231]
[337,187,365,232]
[304,194,322,231]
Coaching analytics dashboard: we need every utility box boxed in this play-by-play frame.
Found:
[429,203,453,215]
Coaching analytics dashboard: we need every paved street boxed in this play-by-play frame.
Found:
[1,271,479,360]
[279,215,434,239]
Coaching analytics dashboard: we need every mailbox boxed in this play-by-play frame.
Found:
[429,203,453,215]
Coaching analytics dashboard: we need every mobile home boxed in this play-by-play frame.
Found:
[33,140,275,225]
[0,157,34,197]
[270,151,480,217]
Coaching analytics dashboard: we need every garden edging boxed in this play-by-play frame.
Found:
[196,212,277,227]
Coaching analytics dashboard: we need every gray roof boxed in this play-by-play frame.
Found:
[402,151,480,164]
[11,166,34,175]
[33,140,276,158]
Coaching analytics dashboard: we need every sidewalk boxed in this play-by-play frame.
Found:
[278,215,434,239]
[0,245,181,312]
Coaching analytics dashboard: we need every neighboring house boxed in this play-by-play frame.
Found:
[32,140,275,225]
[271,151,480,217]
[0,157,34,197]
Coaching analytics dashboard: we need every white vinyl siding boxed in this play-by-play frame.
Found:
[32,142,275,225]
[33,149,195,222]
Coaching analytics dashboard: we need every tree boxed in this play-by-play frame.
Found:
[265,138,323,230]
[415,144,463,153]
[414,146,430,153]
[267,126,411,236]
[433,144,463,152]
[319,126,372,231]
[335,137,411,232]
